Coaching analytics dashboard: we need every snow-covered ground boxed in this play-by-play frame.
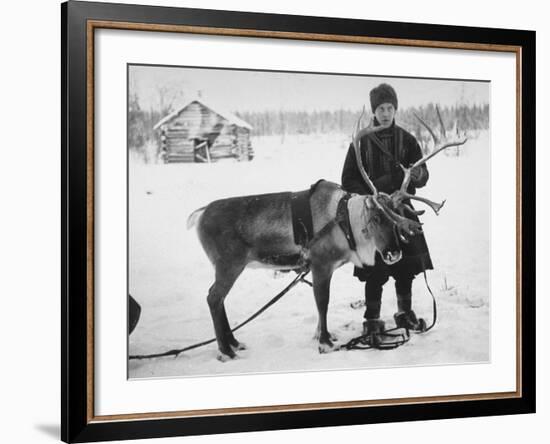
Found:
[128,130,490,379]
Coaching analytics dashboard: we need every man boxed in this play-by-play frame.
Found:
[341,83,433,337]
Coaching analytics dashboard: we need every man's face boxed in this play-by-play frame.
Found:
[374,103,396,128]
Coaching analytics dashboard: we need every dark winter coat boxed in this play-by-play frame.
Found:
[341,120,433,281]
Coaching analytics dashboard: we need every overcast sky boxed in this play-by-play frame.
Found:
[129,64,490,114]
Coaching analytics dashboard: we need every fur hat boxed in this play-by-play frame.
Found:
[370,83,398,113]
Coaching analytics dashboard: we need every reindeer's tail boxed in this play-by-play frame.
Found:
[187,206,206,229]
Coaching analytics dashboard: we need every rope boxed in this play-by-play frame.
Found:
[337,326,411,351]
[129,262,437,358]
[128,205,343,361]
[129,270,311,360]
[422,270,437,332]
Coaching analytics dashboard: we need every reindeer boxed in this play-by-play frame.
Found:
[187,108,466,361]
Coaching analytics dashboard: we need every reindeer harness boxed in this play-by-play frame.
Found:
[290,187,315,248]
[335,193,358,251]
[290,180,359,253]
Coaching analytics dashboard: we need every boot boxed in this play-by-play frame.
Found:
[395,284,425,331]
[394,310,426,332]
[362,319,387,348]
[362,319,409,349]
[362,319,386,336]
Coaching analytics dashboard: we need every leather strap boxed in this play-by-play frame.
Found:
[290,190,314,248]
[336,193,357,251]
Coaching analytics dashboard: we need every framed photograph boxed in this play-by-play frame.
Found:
[62,1,535,442]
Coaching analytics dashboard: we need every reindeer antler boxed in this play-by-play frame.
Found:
[351,106,385,196]
[392,106,468,215]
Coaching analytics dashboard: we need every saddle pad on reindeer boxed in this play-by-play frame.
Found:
[290,180,324,248]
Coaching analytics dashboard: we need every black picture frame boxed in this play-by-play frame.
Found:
[61,1,536,442]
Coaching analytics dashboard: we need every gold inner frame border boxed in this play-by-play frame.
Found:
[85,19,523,423]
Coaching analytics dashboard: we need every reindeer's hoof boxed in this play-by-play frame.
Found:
[318,341,336,354]
[318,334,337,353]
[313,328,338,342]
[216,350,237,362]
[231,341,247,351]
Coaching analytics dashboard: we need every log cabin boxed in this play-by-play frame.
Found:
[154,98,254,163]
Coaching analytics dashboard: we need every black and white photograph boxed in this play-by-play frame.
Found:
[127,65,491,378]
[0,0,542,442]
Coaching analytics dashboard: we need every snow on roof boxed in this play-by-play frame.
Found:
[153,97,253,131]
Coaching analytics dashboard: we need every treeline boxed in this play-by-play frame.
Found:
[398,103,489,139]
[128,93,164,150]
[128,94,489,153]
[236,103,489,137]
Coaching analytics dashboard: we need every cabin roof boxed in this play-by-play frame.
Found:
[153,98,253,131]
